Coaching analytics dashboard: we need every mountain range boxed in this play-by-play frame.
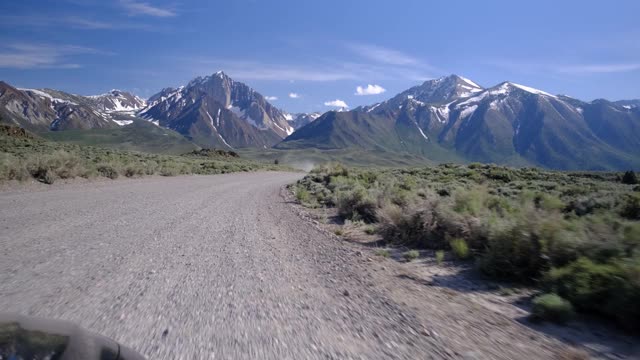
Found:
[279,75,640,170]
[1,73,639,170]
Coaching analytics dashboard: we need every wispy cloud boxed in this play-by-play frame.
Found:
[355,84,386,96]
[488,59,640,75]
[265,96,278,101]
[0,15,153,30]
[64,16,147,30]
[348,44,419,66]
[0,43,111,69]
[120,0,176,17]
[288,93,300,99]
[208,61,357,81]
[556,63,640,74]
[180,57,435,82]
[324,99,348,108]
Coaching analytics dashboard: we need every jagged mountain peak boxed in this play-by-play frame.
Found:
[138,71,294,148]
[87,89,146,113]
[186,71,236,89]
[359,74,484,114]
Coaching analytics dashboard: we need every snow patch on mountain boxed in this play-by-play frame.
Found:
[20,89,79,106]
[460,105,478,119]
[508,82,556,98]
[113,120,134,126]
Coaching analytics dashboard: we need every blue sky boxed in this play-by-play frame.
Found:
[1,0,639,113]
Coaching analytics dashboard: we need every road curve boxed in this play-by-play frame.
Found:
[0,172,448,359]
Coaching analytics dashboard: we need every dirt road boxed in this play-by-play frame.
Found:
[1,173,630,359]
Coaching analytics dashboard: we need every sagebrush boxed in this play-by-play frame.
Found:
[294,162,640,330]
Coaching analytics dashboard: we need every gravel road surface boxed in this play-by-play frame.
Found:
[0,173,452,359]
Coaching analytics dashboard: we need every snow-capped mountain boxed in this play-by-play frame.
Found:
[138,71,294,149]
[284,112,322,130]
[0,82,121,130]
[279,76,640,170]
[358,74,483,114]
[88,90,146,114]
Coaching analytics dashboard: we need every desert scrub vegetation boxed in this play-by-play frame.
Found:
[531,293,574,324]
[403,250,420,261]
[294,162,640,330]
[0,126,290,184]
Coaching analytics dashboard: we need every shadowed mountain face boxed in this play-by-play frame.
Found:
[278,75,640,170]
[139,71,293,149]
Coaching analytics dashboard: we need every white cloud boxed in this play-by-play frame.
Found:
[265,96,278,101]
[355,84,386,96]
[120,0,176,17]
[0,43,110,69]
[324,99,349,108]
[289,93,300,99]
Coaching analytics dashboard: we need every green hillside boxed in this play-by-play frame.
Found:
[39,119,199,155]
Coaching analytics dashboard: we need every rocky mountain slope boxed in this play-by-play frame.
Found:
[139,71,293,149]
[0,82,147,130]
[88,90,146,114]
[278,75,640,170]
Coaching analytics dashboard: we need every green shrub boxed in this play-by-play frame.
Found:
[486,168,512,182]
[435,250,445,264]
[404,250,420,261]
[450,238,470,259]
[453,187,486,215]
[622,170,638,185]
[0,153,29,181]
[536,194,565,211]
[295,187,310,203]
[96,163,119,179]
[531,293,574,324]
[620,193,640,220]
[26,157,56,184]
[336,187,377,223]
[477,217,547,282]
[159,163,182,176]
[123,164,144,177]
[375,249,390,258]
[545,257,640,330]
[24,151,85,183]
